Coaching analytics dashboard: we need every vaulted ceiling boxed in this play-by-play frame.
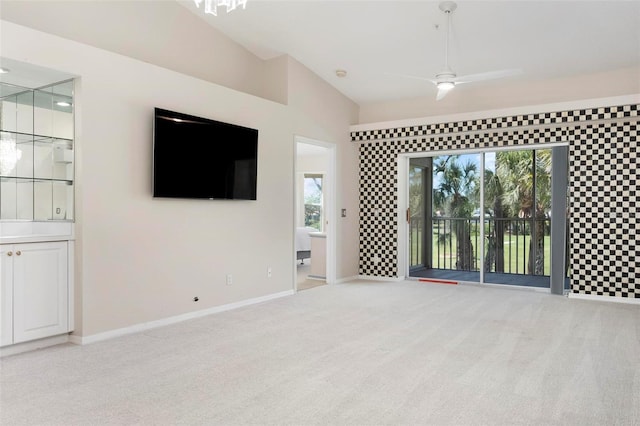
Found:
[181,0,640,105]
[2,0,639,118]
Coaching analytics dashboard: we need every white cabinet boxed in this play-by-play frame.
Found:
[0,241,70,346]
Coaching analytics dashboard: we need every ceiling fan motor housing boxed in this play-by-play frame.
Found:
[435,70,456,87]
[436,70,456,80]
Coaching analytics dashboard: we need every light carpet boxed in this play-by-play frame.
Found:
[1,280,639,425]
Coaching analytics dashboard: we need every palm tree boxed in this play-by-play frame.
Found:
[434,156,478,270]
[482,169,506,273]
[496,150,551,275]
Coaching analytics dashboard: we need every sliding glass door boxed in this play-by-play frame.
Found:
[482,149,551,288]
[409,147,568,290]
[410,153,481,282]
[409,158,431,271]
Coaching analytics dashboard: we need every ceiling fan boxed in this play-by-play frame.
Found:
[399,1,523,101]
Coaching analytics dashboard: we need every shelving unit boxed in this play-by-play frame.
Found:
[0,74,75,350]
[0,80,74,221]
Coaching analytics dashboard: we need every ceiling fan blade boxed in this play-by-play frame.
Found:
[454,68,523,84]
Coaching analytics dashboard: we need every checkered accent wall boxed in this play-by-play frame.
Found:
[353,104,639,299]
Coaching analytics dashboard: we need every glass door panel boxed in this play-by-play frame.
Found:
[409,159,429,271]
[482,149,550,288]
[429,153,481,282]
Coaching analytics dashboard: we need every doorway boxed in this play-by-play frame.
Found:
[294,137,336,291]
[407,146,568,293]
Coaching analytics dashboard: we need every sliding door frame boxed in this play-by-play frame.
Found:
[399,141,569,288]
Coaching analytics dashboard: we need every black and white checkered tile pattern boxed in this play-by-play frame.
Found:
[352,105,639,141]
[354,104,639,298]
[569,122,639,297]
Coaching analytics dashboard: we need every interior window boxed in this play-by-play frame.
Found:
[304,174,323,231]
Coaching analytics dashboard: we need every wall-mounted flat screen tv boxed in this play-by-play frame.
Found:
[153,108,258,200]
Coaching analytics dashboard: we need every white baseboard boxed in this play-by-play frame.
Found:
[1,334,70,357]
[307,275,326,280]
[568,293,640,305]
[72,289,295,345]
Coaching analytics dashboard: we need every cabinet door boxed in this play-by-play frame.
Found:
[0,246,14,346]
[13,241,68,344]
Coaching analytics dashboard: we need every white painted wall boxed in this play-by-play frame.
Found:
[0,0,276,102]
[262,55,289,106]
[297,152,328,174]
[286,58,360,281]
[1,20,359,337]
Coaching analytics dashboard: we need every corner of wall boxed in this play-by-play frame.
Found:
[261,54,289,105]
[286,56,359,124]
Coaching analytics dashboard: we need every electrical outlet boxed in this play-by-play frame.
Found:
[226,274,232,285]
[267,267,272,278]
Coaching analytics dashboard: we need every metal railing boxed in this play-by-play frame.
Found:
[410,216,551,275]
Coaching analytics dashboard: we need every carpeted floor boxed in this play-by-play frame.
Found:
[1,280,639,425]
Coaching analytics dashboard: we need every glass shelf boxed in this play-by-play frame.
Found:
[0,131,73,146]
[0,177,73,183]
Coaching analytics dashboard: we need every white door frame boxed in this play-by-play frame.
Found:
[397,155,409,280]
[294,136,337,289]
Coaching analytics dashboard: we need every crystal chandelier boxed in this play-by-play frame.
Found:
[194,0,248,16]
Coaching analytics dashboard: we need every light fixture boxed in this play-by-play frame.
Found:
[56,101,72,107]
[436,81,455,91]
[335,69,347,78]
[193,0,247,16]
[0,68,9,74]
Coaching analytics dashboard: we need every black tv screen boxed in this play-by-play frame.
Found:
[153,108,258,200]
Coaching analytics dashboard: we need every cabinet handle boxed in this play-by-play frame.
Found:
[7,251,12,257]
[16,251,21,256]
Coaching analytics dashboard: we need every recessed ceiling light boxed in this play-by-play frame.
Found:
[0,68,10,74]
[335,69,347,78]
